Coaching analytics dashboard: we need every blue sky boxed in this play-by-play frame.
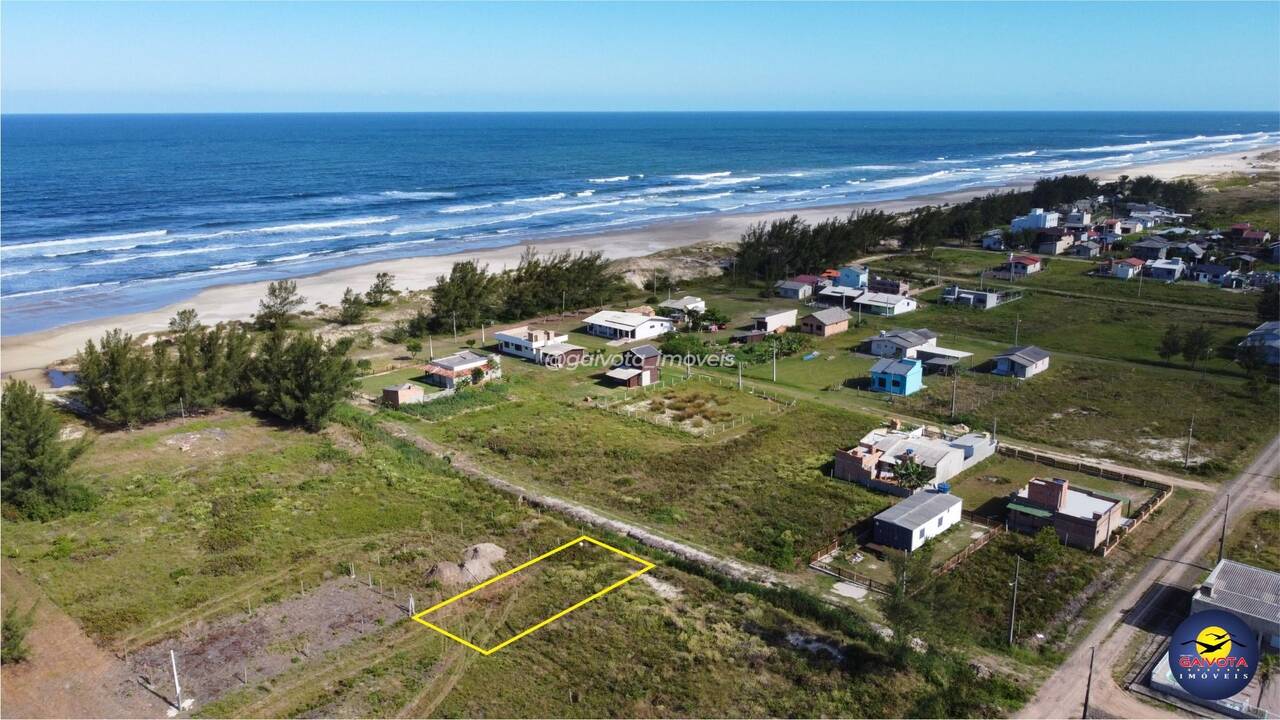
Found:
[3,1,1278,113]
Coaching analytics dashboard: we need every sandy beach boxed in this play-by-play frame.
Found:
[2,147,1274,377]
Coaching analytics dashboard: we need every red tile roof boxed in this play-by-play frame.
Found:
[1119,257,1145,267]
[1011,255,1041,266]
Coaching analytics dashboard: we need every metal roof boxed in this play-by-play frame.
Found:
[870,357,920,376]
[1200,559,1280,629]
[627,344,661,359]
[430,350,489,370]
[805,307,851,325]
[876,492,961,531]
[995,345,1050,366]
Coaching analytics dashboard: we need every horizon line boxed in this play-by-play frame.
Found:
[4,108,1280,117]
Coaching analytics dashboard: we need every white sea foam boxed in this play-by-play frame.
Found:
[190,215,400,239]
[1,229,170,254]
[438,202,497,214]
[673,171,731,180]
[505,192,566,204]
[378,190,455,200]
[587,175,633,183]
[576,190,595,197]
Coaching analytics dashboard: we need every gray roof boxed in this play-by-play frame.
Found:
[876,492,962,531]
[627,344,661,359]
[995,345,1050,366]
[1190,263,1230,275]
[431,350,489,370]
[804,307,851,325]
[870,357,919,376]
[1132,238,1171,248]
[878,328,937,348]
[774,280,809,291]
[1200,559,1280,628]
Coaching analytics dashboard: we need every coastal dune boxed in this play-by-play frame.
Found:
[1,148,1272,376]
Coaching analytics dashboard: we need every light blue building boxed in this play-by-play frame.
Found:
[836,263,869,289]
[869,357,923,396]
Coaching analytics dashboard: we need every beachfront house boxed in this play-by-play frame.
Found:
[752,308,798,334]
[1011,208,1059,233]
[424,350,502,389]
[583,310,674,341]
[1149,258,1186,282]
[873,492,963,553]
[991,345,1051,379]
[656,296,706,320]
[836,264,869,289]
[381,383,425,409]
[1238,321,1280,366]
[1006,477,1124,551]
[1111,257,1145,280]
[833,424,997,495]
[853,292,917,317]
[1034,229,1073,255]
[604,344,661,388]
[773,280,813,300]
[816,285,864,309]
[798,307,851,337]
[494,326,586,367]
[868,357,923,396]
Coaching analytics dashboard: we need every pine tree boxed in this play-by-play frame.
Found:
[1157,325,1183,364]
[2,379,92,519]
[250,330,356,431]
[365,272,396,306]
[255,280,306,330]
[337,287,368,325]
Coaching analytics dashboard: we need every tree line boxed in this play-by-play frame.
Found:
[403,248,627,336]
[734,173,1205,280]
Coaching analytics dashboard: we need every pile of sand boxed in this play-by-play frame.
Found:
[426,543,507,588]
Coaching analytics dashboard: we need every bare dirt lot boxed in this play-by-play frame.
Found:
[124,577,404,711]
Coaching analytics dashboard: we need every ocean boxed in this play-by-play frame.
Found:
[2,111,1278,335]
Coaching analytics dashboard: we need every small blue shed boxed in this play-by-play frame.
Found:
[869,357,923,396]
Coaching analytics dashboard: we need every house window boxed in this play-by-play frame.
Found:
[877,377,886,388]
[918,528,925,539]
[892,379,901,388]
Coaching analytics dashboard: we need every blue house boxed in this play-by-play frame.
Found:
[836,264,869,289]
[869,357,923,396]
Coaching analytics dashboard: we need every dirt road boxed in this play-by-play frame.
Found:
[1016,433,1280,719]
[1,561,165,719]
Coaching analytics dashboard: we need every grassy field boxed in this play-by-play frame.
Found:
[412,380,890,570]
[4,408,1030,718]
[1204,508,1280,572]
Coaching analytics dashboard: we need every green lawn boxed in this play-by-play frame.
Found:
[355,366,438,397]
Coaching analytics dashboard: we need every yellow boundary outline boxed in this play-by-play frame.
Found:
[411,535,655,655]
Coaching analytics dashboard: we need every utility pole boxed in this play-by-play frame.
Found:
[561,290,566,314]
[451,313,457,340]
[950,370,959,419]
[1082,645,1096,719]
[737,359,743,391]
[771,346,777,383]
[1138,266,1144,297]
[1218,494,1231,564]
[1008,556,1021,646]
[1183,413,1195,469]
[1014,315,1022,345]
[428,335,434,360]
[170,649,184,711]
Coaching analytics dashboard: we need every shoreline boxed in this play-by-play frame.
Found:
[2,147,1274,376]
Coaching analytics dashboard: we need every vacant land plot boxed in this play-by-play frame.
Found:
[616,378,785,434]
[418,538,648,654]
[1204,508,1280,572]
[418,394,888,570]
[4,409,1028,718]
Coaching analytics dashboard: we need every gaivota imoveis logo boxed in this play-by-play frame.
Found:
[1168,609,1258,700]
